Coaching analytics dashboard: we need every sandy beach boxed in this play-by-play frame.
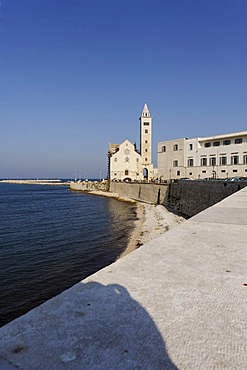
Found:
[86,189,185,258]
[121,202,184,257]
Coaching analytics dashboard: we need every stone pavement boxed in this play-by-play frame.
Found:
[0,187,246,369]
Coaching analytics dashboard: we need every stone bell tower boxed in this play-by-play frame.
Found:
[140,103,152,166]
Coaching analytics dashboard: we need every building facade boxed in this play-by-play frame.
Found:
[108,104,156,182]
[158,131,247,180]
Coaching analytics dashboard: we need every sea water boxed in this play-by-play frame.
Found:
[0,184,136,327]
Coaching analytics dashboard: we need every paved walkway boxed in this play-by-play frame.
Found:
[0,187,246,369]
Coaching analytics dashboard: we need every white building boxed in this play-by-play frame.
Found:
[158,131,247,181]
[108,104,156,182]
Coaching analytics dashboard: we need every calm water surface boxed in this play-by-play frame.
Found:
[0,184,137,327]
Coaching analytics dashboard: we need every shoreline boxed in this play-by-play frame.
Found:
[84,189,185,258]
[123,202,185,258]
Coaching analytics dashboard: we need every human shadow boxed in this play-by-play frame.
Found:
[66,281,178,369]
[0,281,178,369]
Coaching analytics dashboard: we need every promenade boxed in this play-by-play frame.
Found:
[0,187,246,369]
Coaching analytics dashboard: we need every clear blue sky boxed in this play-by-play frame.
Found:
[1,0,246,179]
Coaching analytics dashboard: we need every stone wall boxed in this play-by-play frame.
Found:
[109,181,247,218]
[71,180,246,218]
[70,181,109,192]
[166,180,247,217]
[109,182,169,204]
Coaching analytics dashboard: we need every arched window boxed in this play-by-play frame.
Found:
[125,170,129,176]
[162,146,166,152]
[173,144,178,151]
[143,168,148,180]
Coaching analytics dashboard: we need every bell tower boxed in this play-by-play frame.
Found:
[140,103,152,165]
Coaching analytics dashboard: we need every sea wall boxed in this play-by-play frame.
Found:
[71,180,246,218]
[110,181,247,218]
[166,180,247,217]
[70,181,109,192]
[110,182,168,204]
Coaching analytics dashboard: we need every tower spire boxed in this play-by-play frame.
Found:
[141,103,150,118]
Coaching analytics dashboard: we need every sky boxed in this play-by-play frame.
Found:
[0,0,246,179]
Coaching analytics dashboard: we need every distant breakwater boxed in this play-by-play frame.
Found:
[0,180,70,186]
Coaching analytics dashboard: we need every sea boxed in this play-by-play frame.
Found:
[0,183,137,327]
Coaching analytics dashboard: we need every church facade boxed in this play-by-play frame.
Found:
[108,104,156,182]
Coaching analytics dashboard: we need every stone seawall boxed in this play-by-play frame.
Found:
[166,180,247,217]
[70,181,109,192]
[71,180,246,218]
[110,181,247,218]
[110,182,169,204]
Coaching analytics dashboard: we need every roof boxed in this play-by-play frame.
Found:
[158,131,247,145]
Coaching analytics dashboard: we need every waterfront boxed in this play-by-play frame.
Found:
[0,184,137,327]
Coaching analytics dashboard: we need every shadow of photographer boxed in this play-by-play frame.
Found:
[0,281,178,370]
[67,281,178,369]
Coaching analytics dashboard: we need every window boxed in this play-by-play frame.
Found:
[173,160,178,167]
[136,158,139,162]
[145,158,148,161]
[143,122,149,126]
[145,140,148,144]
[221,170,226,173]
[209,157,216,166]
[114,172,117,176]
[204,142,211,148]
[189,172,193,175]
[223,140,231,145]
[145,149,148,152]
[188,159,194,167]
[125,157,130,162]
[213,141,220,147]
[177,171,180,176]
[243,154,247,164]
[125,170,129,176]
[202,170,206,173]
[235,138,242,144]
[162,146,166,152]
[220,156,227,165]
[145,129,148,134]
[231,155,239,164]
[201,158,207,166]
[233,169,238,173]
[189,144,193,150]
[173,144,178,151]
[114,158,117,162]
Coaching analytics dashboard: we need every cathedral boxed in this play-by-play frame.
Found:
[108,103,156,182]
